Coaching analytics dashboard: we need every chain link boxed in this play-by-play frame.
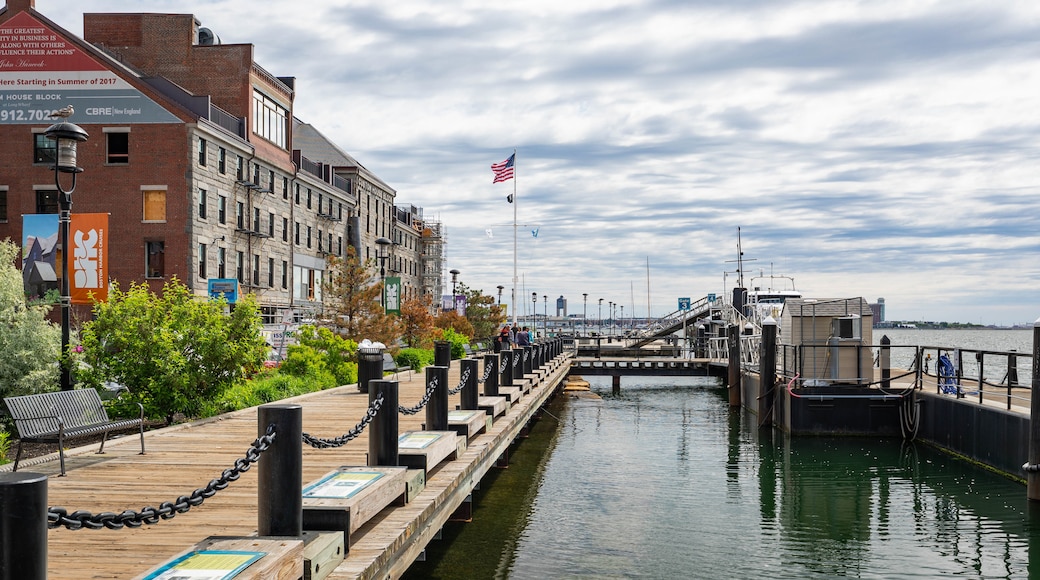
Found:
[513,353,522,367]
[400,375,439,415]
[302,392,384,448]
[499,360,508,374]
[449,367,472,395]
[481,363,494,382]
[48,424,277,531]
[524,349,531,362]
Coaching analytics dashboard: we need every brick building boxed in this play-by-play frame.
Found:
[0,0,444,328]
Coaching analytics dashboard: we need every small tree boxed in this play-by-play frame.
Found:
[435,309,474,339]
[321,248,401,346]
[0,239,60,399]
[80,279,268,423]
[460,284,506,341]
[399,295,436,348]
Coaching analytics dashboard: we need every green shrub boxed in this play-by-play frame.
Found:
[396,348,433,372]
[0,429,9,466]
[202,369,334,416]
[439,328,469,359]
[283,326,358,386]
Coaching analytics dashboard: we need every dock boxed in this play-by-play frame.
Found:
[6,350,570,579]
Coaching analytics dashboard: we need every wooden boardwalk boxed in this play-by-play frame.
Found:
[3,353,571,579]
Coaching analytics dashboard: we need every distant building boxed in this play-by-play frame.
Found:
[870,298,886,327]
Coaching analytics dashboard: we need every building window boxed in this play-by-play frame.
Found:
[294,222,300,245]
[269,212,275,238]
[338,202,343,221]
[198,137,207,166]
[253,164,261,186]
[337,236,342,256]
[236,251,244,283]
[268,170,274,191]
[252,89,289,148]
[236,201,244,229]
[218,147,226,173]
[252,254,260,286]
[146,241,165,278]
[199,242,207,279]
[294,184,300,205]
[33,134,56,164]
[35,190,59,214]
[268,257,274,288]
[282,177,289,200]
[306,226,312,248]
[106,131,129,164]
[142,188,166,222]
[236,155,244,180]
[217,247,226,278]
[198,188,207,219]
[218,195,227,224]
[317,229,323,252]
[317,193,323,212]
[282,217,288,242]
[307,189,312,209]
[281,260,288,289]
[0,188,6,222]
[253,207,261,232]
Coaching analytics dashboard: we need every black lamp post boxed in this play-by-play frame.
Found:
[46,116,89,391]
[582,293,588,338]
[598,298,603,335]
[608,301,613,336]
[531,292,537,333]
[543,295,547,337]
[497,284,504,305]
[449,268,460,314]
[375,236,391,309]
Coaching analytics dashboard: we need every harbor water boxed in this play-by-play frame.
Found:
[409,329,1040,579]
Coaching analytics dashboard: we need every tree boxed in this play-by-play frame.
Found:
[435,309,474,339]
[460,284,506,341]
[79,279,268,423]
[399,295,436,348]
[320,248,401,346]
[0,239,60,399]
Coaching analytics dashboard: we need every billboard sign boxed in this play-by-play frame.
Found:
[0,12,180,124]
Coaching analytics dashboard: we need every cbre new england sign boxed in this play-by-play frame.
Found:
[0,12,179,124]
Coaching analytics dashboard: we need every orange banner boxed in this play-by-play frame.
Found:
[69,213,107,303]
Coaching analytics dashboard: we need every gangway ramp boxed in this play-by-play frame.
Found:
[629,296,718,348]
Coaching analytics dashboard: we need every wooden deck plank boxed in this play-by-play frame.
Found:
[2,354,570,579]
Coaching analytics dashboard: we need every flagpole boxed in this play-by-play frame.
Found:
[512,148,518,328]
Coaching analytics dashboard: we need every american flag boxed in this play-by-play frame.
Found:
[491,153,515,183]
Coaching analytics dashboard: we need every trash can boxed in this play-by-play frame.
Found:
[358,342,385,393]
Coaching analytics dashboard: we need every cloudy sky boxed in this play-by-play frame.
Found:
[41,0,1040,325]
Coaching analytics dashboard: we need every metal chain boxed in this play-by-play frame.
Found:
[302,392,384,448]
[400,375,439,415]
[513,353,522,367]
[481,363,494,382]
[48,424,277,531]
[524,349,531,362]
[499,360,508,374]
[449,367,472,395]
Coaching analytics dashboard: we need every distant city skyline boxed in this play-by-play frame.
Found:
[37,0,1040,325]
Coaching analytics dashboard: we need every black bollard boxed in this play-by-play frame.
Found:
[501,349,514,387]
[426,366,449,431]
[0,472,47,580]
[759,317,777,428]
[357,343,384,393]
[523,345,533,376]
[258,404,302,537]
[369,379,399,467]
[728,324,741,407]
[1010,350,1019,387]
[484,353,500,397]
[696,324,707,359]
[1027,319,1040,500]
[434,340,451,369]
[461,358,480,410]
[881,335,891,389]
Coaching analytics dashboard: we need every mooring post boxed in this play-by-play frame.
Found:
[484,353,500,397]
[369,379,399,467]
[501,349,514,387]
[728,324,741,407]
[1009,350,1019,387]
[357,342,384,393]
[0,472,47,580]
[461,358,479,410]
[881,335,891,389]
[434,340,451,369]
[426,365,449,431]
[1026,319,1040,500]
[523,345,533,376]
[612,374,621,395]
[696,324,707,359]
[257,404,302,537]
[759,317,777,427]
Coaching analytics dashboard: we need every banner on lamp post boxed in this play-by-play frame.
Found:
[384,276,401,315]
[69,213,108,304]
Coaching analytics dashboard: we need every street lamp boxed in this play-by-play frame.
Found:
[449,268,460,313]
[620,305,624,336]
[582,293,588,338]
[497,284,504,305]
[543,295,547,337]
[375,236,391,308]
[598,298,603,336]
[608,301,613,336]
[531,292,537,335]
[46,115,89,391]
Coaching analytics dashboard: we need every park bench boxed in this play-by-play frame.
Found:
[4,388,145,476]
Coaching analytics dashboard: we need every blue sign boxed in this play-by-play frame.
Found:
[208,278,238,303]
[678,297,691,311]
[707,293,716,303]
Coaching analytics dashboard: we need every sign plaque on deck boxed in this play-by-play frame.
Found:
[301,466,410,550]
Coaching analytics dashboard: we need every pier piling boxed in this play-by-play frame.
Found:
[728,324,741,407]
[369,380,399,467]
[257,404,303,537]
[1027,320,1040,500]
[759,317,777,427]
[0,472,47,580]
[426,366,449,431]
[460,358,479,410]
